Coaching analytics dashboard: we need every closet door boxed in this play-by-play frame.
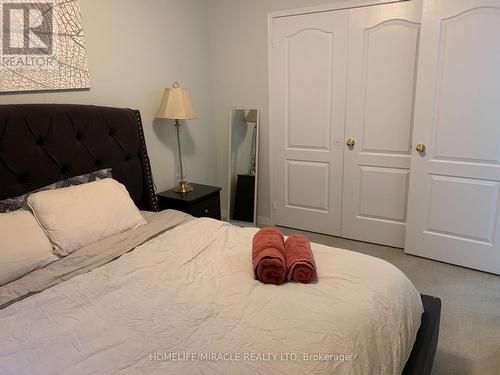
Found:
[341,1,422,248]
[270,11,349,235]
[405,0,500,274]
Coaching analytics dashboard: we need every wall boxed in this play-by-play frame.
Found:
[0,0,217,193]
[207,0,347,222]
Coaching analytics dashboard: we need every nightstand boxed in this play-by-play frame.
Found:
[156,183,222,220]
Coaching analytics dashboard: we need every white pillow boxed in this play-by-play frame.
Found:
[28,178,146,256]
[0,210,58,286]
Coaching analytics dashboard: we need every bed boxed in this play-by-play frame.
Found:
[0,104,441,375]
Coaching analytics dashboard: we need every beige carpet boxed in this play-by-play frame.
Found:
[277,226,500,375]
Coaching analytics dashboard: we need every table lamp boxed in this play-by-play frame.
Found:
[156,82,197,193]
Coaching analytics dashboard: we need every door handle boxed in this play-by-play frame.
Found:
[346,138,355,147]
[415,144,426,154]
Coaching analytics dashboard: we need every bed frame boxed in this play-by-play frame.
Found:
[403,295,441,375]
[0,104,441,374]
[0,104,157,211]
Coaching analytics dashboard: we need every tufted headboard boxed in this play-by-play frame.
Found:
[0,104,158,211]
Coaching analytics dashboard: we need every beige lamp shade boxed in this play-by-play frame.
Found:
[156,83,197,120]
[245,109,258,123]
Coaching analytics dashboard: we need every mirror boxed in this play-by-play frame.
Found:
[228,108,259,226]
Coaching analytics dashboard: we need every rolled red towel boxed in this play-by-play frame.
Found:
[285,234,317,283]
[252,227,286,285]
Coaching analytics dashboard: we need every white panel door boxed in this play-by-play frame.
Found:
[342,1,422,248]
[270,11,349,235]
[405,0,500,274]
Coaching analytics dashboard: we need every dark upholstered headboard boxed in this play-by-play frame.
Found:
[0,104,158,211]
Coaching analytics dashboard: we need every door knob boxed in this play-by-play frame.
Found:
[346,138,355,147]
[415,144,426,154]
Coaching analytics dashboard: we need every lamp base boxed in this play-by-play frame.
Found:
[173,181,193,193]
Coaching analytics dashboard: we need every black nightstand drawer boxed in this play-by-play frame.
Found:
[156,183,221,220]
[190,194,220,219]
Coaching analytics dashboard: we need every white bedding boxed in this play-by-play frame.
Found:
[0,216,423,375]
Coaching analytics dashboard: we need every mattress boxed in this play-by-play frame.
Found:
[0,211,423,374]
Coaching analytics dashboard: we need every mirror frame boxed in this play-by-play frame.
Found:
[227,107,260,226]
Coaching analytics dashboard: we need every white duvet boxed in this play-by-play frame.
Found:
[0,217,423,375]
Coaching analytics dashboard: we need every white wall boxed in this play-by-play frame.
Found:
[207,0,346,221]
[0,0,217,193]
